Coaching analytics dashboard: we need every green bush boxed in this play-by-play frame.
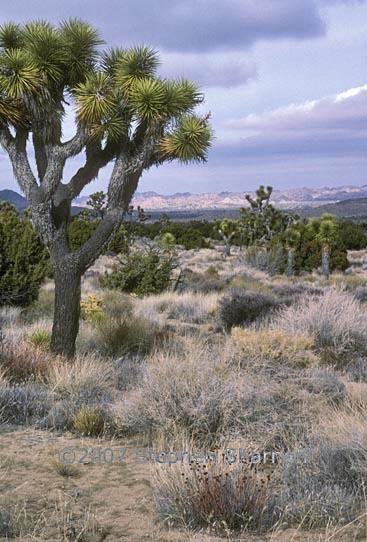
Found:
[0,203,50,306]
[217,288,278,331]
[100,251,174,296]
[67,217,98,251]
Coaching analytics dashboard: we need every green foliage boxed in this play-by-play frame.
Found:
[217,288,279,331]
[0,203,50,306]
[100,246,175,296]
[72,404,107,437]
[28,329,50,350]
[67,216,98,251]
[337,222,367,250]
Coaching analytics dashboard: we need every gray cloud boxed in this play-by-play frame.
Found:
[0,0,325,53]
[224,86,367,159]
[161,52,257,88]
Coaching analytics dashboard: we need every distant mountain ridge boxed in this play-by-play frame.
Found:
[74,184,367,210]
[2,183,367,213]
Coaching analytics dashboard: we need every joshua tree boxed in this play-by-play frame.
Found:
[215,218,241,257]
[283,225,301,276]
[86,190,106,219]
[307,214,338,279]
[242,185,296,246]
[0,19,212,356]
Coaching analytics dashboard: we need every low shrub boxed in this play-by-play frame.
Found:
[273,288,367,366]
[353,286,367,304]
[100,250,175,296]
[49,355,113,405]
[153,460,278,532]
[72,404,110,437]
[28,329,50,350]
[0,341,60,382]
[299,368,347,404]
[242,246,286,276]
[80,294,104,322]
[95,314,157,356]
[217,289,278,331]
[0,381,51,424]
[232,328,318,368]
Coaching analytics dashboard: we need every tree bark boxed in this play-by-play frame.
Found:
[224,239,231,257]
[287,248,294,277]
[322,246,330,280]
[50,267,82,358]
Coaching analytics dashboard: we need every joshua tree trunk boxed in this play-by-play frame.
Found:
[224,238,231,257]
[50,266,82,358]
[322,246,330,280]
[287,248,294,277]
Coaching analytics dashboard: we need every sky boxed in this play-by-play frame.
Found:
[0,0,366,195]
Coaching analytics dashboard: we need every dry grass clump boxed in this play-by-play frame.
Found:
[48,354,113,404]
[72,404,110,437]
[0,380,51,424]
[94,313,160,356]
[153,460,279,533]
[273,288,367,366]
[134,291,220,325]
[232,328,318,368]
[0,340,62,382]
[120,337,241,444]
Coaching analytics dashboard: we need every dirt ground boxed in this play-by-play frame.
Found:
[1,426,365,542]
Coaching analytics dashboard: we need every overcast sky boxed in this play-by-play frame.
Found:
[0,0,366,195]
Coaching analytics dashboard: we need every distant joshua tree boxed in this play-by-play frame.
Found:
[215,218,241,257]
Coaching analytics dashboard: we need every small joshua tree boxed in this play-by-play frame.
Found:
[307,214,338,280]
[214,218,241,257]
[283,225,301,277]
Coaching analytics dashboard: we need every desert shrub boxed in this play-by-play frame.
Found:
[0,381,51,424]
[72,404,110,437]
[299,368,347,404]
[113,355,146,391]
[95,314,157,356]
[0,341,60,382]
[353,286,367,303]
[0,203,51,306]
[347,357,367,383]
[337,222,367,250]
[80,294,104,322]
[120,338,251,444]
[217,288,278,331]
[102,290,133,320]
[153,460,278,532]
[120,339,314,450]
[279,446,361,528]
[180,269,228,293]
[242,246,286,275]
[271,282,323,301]
[28,329,50,350]
[232,328,318,368]
[100,250,174,296]
[273,288,367,366]
[49,355,113,405]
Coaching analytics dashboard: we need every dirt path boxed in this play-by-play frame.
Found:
[0,426,364,542]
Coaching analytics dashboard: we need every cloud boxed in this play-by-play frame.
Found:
[161,53,257,88]
[0,0,325,53]
[224,86,367,159]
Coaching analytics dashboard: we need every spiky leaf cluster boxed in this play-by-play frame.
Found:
[0,19,211,165]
